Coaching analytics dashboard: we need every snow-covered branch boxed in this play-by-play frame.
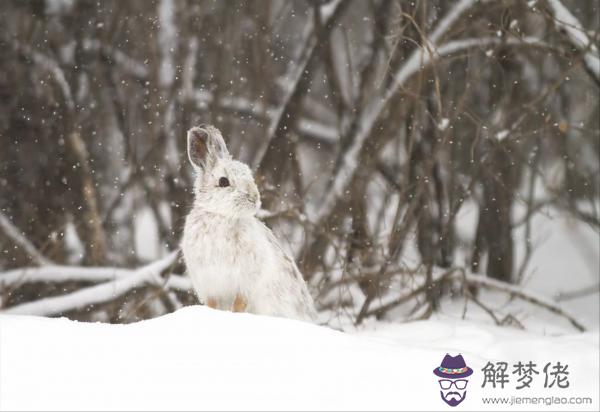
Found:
[0,265,128,286]
[2,251,184,316]
[545,0,600,84]
[0,263,192,292]
[0,213,54,266]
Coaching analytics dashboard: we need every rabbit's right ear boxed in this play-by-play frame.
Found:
[187,125,230,171]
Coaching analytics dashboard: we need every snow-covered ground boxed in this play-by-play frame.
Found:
[0,306,597,411]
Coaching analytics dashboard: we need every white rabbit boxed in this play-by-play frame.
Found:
[181,125,316,321]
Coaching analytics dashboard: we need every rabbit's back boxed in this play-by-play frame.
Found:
[249,222,317,320]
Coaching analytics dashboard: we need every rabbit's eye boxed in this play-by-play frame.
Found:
[218,177,230,187]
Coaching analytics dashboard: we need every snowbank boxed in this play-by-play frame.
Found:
[0,307,597,411]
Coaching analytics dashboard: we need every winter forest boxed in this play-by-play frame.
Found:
[0,0,600,410]
[1,0,597,325]
[0,0,600,329]
[0,0,599,409]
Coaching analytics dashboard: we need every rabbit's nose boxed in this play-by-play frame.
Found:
[246,183,261,203]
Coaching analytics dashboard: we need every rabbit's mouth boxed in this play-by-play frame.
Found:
[236,193,261,214]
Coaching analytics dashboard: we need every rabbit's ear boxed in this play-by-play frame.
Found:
[187,125,230,171]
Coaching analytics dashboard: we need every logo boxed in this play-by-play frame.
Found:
[433,353,473,407]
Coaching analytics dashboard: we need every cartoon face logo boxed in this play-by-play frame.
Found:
[433,354,473,407]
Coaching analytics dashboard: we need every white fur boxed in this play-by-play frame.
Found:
[181,125,316,321]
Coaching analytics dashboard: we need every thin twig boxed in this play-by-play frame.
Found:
[0,212,54,266]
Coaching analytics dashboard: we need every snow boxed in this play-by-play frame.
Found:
[438,117,450,131]
[0,306,597,411]
[496,129,509,141]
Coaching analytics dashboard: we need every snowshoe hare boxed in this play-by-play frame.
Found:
[181,125,316,321]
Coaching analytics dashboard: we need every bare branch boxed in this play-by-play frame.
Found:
[12,41,74,110]
[66,132,108,264]
[254,0,348,173]
[0,213,54,266]
[364,268,587,332]
[462,272,588,332]
[317,0,494,222]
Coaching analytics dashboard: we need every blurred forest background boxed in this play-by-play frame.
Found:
[0,0,598,328]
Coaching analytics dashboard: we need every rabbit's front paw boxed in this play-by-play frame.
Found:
[205,297,218,309]
[232,294,247,313]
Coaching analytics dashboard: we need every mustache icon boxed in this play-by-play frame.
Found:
[440,390,467,407]
[443,391,463,400]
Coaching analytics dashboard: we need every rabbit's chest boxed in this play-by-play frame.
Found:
[182,215,268,294]
[196,224,261,267]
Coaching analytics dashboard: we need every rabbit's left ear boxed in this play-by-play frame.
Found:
[187,125,230,171]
